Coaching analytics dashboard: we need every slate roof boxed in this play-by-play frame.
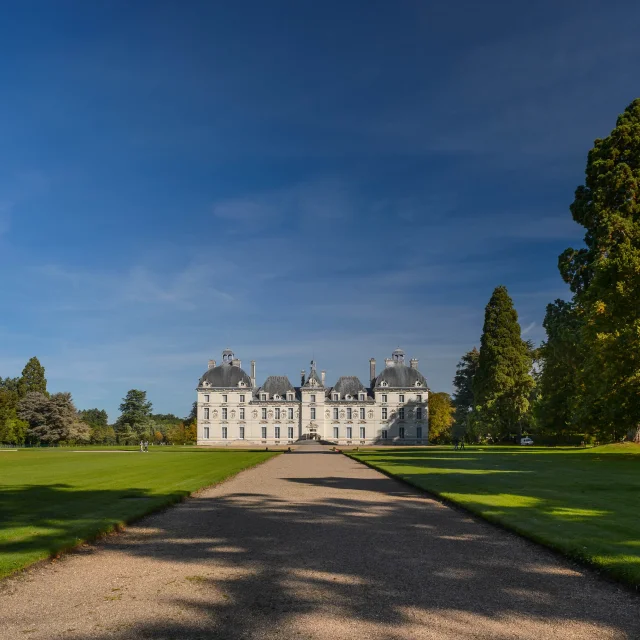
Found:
[260,376,295,398]
[375,364,427,388]
[199,363,252,388]
[332,376,367,398]
[303,369,324,387]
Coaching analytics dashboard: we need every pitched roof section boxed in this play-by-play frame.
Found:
[303,369,324,387]
[375,364,427,388]
[199,363,252,388]
[261,376,295,398]
[332,376,366,398]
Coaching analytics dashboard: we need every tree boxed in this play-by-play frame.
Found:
[451,347,480,440]
[536,300,584,437]
[115,390,153,439]
[0,388,27,444]
[0,377,20,393]
[79,409,109,429]
[473,285,535,440]
[19,391,90,444]
[167,422,187,445]
[117,423,139,445]
[428,392,455,443]
[559,98,640,442]
[18,357,48,398]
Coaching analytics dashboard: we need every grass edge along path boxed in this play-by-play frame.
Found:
[345,446,640,591]
[0,449,279,580]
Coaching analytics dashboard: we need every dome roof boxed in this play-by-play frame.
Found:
[375,364,426,388]
[199,363,251,388]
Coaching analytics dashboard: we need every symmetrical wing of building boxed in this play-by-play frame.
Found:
[197,348,429,445]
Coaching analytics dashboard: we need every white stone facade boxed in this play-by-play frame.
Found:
[196,348,429,446]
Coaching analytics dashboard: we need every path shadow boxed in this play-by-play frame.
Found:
[72,462,640,640]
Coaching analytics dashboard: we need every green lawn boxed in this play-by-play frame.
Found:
[349,443,640,588]
[0,447,277,579]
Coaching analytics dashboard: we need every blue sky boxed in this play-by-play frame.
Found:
[1,1,639,421]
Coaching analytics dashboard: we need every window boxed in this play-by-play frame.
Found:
[310,394,316,403]
[347,408,352,420]
[416,394,422,403]
[333,393,338,401]
[382,394,387,403]
[333,408,339,420]
[360,426,365,439]
[222,426,228,439]
[275,408,281,420]
[399,394,405,403]
[333,427,339,438]
[310,408,316,419]
[398,408,405,420]
[262,408,267,420]
[222,394,228,403]
[288,426,294,439]
[382,429,388,439]
[261,393,267,401]
[261,426,267,439]
[222,408,228,420]
[382,408,388,420]
[416,426,422,439]
[275,426,280,439]
[240,426,245,439]
[204,408,209,419]
[204,427,210,438]
[240,394,245,403]
[274,394,280,400]
[416,408,422,420]
[240,408,245,420]
[346,427,352,439]
[346,394,351,400]
[204,394,210,402]
[287,393,293,401]
[288,407,294,420]
[360,407,365,420]
[359,393,365,401]
[399,427,405,439]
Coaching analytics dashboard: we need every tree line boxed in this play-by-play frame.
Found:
[440,98,640,445]
[0,358,196,445]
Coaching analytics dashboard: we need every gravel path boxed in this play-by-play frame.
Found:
[1,445,639,639]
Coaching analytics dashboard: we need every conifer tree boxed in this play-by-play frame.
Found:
[473,285,534,439]
[559,98,640,442]
[452,347,480,439]
[18,357,48,398]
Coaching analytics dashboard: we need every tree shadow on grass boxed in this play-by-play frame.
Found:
[56,463,640,640]
[0,484,187,574]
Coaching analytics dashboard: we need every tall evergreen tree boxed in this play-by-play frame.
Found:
[116,389,153,439]
[536,300,584,437]
[473,285,534,439]
[451,347,480,439]
[18,357,48,398]
[559,98,640,442]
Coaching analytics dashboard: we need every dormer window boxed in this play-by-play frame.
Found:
[359,393,365,401]
[261,393,267,401]
[239,381,245,387]
[333,393,339,401]
[346,394,352,400]
[415,381,422,387]
[381,381,388,387]
[287,392,293,401]
[274,394,280,400]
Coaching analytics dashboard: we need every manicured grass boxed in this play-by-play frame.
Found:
[0,448,277,579]
[349,443,640,588]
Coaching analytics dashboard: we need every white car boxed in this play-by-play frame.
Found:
[520,437,534,446]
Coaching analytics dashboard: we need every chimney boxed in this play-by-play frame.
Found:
[208,359,216,370]
[301,369,306,385]
[410,358,418,370]
[250,360,256,388]
[321,370,326,386]
[369,358,376,385]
